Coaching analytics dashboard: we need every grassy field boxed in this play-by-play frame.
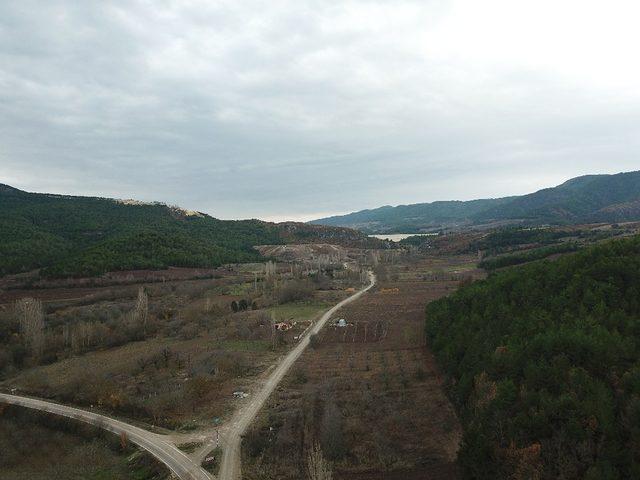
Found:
[268,300,330,322]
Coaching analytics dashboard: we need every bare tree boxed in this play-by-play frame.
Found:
[265,261,276,278]
[270,312,277,350]
[367,250,380,267]
[62,323,71,348]
[71,321,95,354]
[133,286,149,333]
[306,442,332,480]
[320,398,345,461]
[15,297,45,359]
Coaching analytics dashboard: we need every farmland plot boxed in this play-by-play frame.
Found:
[242,254,482,480]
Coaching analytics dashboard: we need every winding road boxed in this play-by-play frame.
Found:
[0,392,212,480]
[0,271,375,480]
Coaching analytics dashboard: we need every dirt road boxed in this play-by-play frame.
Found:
[1,272,374,480]
[213,272,376,480]
[0,392,212,480]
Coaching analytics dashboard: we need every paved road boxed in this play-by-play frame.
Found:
[214,271,376,480]
[0,393,212,480]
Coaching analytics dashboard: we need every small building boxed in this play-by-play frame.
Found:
[336,318,347,327]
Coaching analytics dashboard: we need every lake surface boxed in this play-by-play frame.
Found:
[369,233,438,242]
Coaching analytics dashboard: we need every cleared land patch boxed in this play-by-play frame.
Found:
[242,255,481,479]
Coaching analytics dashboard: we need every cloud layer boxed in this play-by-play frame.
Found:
[2,0,639,220]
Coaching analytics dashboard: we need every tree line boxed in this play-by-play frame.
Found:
[478,242,579,271]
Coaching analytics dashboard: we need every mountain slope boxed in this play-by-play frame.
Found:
[312,198,514,233]
[474,172,640,223]
[0,185,375,278]
[312,171,640,233]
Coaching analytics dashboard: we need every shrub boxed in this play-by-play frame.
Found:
[309,333,320,349]
[276,280,314,304]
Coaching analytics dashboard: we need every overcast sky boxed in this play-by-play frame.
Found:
[1,1,639,221]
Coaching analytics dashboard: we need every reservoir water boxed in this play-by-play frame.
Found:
[368,233,437,242]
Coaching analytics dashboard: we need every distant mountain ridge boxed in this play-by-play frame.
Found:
[311,171,640,233]
[0,184,377,278]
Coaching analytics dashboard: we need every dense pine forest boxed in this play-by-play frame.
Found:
[0,184,375,278]
[426,236,640,479]
[477,243,579,271]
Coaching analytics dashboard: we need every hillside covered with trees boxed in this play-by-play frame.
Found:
[312,170,640,233]
[425,236,640,479]
[0,184,377,278]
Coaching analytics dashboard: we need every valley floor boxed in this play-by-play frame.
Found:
[242,254,483,479]
[1,245,485,480]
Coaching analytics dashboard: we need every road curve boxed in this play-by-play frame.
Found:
[0,393,212,480]
[0,272,375,480]
[216,271,376,480]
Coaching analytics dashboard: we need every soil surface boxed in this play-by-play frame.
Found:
[242,254,483,479]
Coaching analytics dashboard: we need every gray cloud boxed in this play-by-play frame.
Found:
[1,0,639,221]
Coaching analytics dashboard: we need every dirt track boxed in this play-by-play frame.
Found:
[214,272,376,480]
[0,393,212,480]
[0,272,376,480]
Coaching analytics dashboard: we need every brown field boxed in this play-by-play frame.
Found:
[255,244,349,263]
[0,256,363,433]
[242,254,484,480]
[0,267,246,306]
[1,242,485,479]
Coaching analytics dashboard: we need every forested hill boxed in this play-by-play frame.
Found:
[0,185,375,278]
[426,235,640,479]
[311,170,640,233]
